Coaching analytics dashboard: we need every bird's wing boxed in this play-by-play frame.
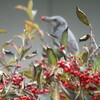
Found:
[67,29,79,55]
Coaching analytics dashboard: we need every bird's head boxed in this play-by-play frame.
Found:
[41,16,67,28]
[41,16,68,37]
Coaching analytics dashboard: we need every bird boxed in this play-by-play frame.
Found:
[41,16,79,55]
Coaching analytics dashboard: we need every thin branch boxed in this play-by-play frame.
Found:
[89,44,100,58]
[89,24,98,49]
[59,81,70,98]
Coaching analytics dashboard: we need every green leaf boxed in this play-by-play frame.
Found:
[20,46,31,60]
[25,23,32,33]
[47,47,57,67]
[8,59,16,64]
[30,36,36,40]
[3,50,14,57]
[61,28,68,48]
[77,52,84,66]
[82,52,88,63]
[94,57,100,71]
[2,40,12,49]
[14,35,22,39]
[5,65,14,68]
[37,69,43,88]
[30,29,38,36]
[23,89,33,97]
[28,0,33,10]
[38,94,51,100]
[15,5,34,20]
[50,81,60,100]
[24,20,39,29]
[3,66,10,71]
[20,66,32,79]
[5,92,22,98]
[10,43,18,50]
[15,5,27,11]
[0,30,7,33]
[76,6,90,26]
[29,62,36,80]
[0,60,6,66]
[79,34,90,42]
[54,49,64,60]
[26,8,33,20]
[82,47,89,63]
[25,51,37,59]
[18,46,22,55]
[83,95,92,100]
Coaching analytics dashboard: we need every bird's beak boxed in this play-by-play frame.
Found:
[41,16,52,22]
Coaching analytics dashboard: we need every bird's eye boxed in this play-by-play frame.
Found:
[53,19,57,22]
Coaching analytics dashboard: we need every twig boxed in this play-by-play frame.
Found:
[59,81,70,98]
[89,24,98,49]
[89,44,100,58]
[94,91,100,94]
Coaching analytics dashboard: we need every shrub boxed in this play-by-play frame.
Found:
[0,0,100,100]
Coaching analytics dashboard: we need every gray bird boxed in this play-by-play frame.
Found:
[41,16,79,55]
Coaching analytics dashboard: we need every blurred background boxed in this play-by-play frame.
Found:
[0,0,100,60]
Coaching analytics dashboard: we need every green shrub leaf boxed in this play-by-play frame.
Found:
[61,28,68,48]
[47,47,57,67]
[82,51,89,63]
[28,0,33,10]
[0,30,7,33]
[20,46,31,60]
[25,51,37,59]
[76,6,90,25]
[20,66,32,79]
[79,34,90,42]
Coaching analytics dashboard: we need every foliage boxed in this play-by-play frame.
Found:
[0,0,100,100]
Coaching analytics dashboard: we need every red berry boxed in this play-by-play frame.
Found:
[61,45,65,49]
[0,97,2,100]
[41,16,46,20]
[39,62,43,65]
[58,49,62,52]
[0,83,3,90]
[17,65,22,68]
[5,80,9,84]
[34,59,38,62]
[93,96,97,100]
[0,86,3,90]
[64,68,69,72]
[70,56,74,58]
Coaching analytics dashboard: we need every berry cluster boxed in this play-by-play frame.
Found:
[33,55,100,100]
[17,86,49,100]
[11,74,24,88]
[56,58,100,100]
[16,96,32,100]
[57,60,100,87]
[28,86,48,94]
[0,55,100,100]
